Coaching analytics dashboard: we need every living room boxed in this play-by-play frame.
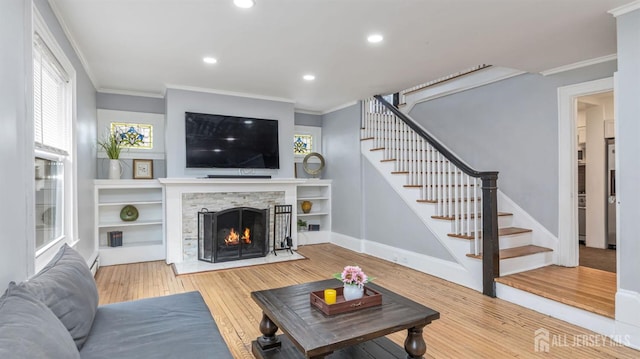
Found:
[3,0,640,357]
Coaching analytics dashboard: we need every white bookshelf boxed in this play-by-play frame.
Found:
[296,180,331,244]
[94,179,165,266]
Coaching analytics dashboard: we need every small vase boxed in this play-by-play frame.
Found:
[301,200,312,214]
[108,159,122,179]
[343,284,364,301]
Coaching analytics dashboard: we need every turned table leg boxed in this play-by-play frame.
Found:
[257,312,281,350]
[404,325,427,358]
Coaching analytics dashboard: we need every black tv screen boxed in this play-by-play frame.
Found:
[185,112,280,169]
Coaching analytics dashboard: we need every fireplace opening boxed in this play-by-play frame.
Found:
[198,207,268,263]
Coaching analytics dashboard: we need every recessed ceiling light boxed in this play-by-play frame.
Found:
[303,74,315,81]
[367,34,384,43]
[203,57,217,64]
[234,0,255,8]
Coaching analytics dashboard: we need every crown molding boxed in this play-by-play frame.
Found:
[98,88,165,99]
[164,84,295,104]
[293,109,322,115]
[321,101,359,115]
[609,1,640,17]
[540,54,617,76]
[47,0,98,90]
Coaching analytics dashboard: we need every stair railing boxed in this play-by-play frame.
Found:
[363,95,500,297]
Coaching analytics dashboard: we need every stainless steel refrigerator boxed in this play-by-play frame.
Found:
[606,138,616,249]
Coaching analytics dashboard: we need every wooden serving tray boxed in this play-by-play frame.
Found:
[310,285,382,316]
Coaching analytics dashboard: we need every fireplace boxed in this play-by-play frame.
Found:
[198,207,268,263]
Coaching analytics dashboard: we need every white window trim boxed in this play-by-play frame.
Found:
[294,125,322,163]
[33,8,78,272]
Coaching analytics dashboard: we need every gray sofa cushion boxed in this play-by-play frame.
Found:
[0,282,81,358]
[22,244,98,349]
[80,291,233,359]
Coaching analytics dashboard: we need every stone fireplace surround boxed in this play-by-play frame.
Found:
[159,178,300,264]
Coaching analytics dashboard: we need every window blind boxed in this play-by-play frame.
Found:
[33,33,69,155]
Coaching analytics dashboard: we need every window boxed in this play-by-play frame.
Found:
[33,10,75,256]
[293,134,313,155]
[293,125,322,162]
[110,122,153,149]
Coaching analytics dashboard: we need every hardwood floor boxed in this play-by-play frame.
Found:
[95,244,638,358]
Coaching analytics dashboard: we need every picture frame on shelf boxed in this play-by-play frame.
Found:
[308,224,320,231]
[133,159,153,179]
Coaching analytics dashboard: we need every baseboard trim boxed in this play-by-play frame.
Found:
[615,289,640,350]
[328,232,479,291]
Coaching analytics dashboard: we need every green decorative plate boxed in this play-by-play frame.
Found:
[120,205,139,221]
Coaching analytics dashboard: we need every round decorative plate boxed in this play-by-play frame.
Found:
[120,205,139,221]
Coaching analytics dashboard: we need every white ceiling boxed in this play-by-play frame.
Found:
[49,0,627,113]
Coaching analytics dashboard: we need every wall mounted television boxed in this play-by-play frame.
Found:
[185,112,280,169]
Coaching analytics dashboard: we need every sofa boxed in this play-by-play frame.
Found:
[0,244,233,359]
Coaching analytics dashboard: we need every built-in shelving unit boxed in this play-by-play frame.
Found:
[296,180,331,244]
[94,179,165,266]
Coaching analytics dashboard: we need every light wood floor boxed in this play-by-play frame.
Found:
[496,265,616,318]
[95,244,638,358]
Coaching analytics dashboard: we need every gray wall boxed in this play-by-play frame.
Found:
[165,88,295,178]
[294,112,322,127]
[35,0,98,261]
[409,61,617,236]
[616,10,640,293]
[322,104,362,239]
[362,161,455,261]
[0,0,32,285]
[97,92,165,114]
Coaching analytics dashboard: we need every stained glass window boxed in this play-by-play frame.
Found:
[110,123,153,149]
[294,134,313,155]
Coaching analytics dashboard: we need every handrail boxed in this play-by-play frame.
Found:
[373,94,500,297]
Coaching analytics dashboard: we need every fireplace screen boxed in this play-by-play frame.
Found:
[198,207,268,263]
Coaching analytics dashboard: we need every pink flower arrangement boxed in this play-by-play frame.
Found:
[335,265,369,288]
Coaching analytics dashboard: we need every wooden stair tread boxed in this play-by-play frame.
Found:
[417,198,480,203]
[433,212,512,221]
[466,245,552,260]
[404,184,477,188]
[449,226,531,240]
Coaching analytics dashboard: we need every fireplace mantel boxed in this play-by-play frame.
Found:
[159,178,302,264]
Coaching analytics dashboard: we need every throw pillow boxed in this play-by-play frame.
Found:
[0,282,81,358]
[22,244,99,349]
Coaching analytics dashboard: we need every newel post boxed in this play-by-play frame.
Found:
[481,173,499,297]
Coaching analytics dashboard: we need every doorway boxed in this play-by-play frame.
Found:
[575,92,616,273]
[557,77,614,268]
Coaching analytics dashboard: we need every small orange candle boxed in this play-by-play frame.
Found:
[324,289,337,304]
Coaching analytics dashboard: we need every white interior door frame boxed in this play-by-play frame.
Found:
[557,77,614,266]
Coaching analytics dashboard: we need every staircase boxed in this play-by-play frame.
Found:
[361,96,553,295]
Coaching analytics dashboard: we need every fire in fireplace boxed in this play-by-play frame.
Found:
[198,207,268,263]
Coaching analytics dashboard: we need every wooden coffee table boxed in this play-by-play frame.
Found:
[251,279,440,358]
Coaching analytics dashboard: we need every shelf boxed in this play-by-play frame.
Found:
[99,240,163,249]
[297,197,329,201]
[98,219,163,228]
[98,200,162,207]
[297,212,329,217]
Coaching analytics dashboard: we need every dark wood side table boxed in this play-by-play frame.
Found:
[251,279,440,358]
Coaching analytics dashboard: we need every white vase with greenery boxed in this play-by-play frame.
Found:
[98,132,123,179]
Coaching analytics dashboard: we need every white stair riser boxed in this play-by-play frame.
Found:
[500,251,554,276]
[499,232,533,249]
[445,215,513,232]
